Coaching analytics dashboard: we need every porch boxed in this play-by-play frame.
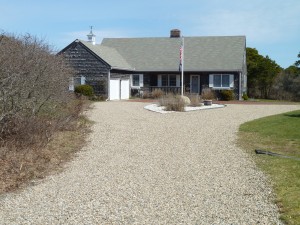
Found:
[148,86,181,94]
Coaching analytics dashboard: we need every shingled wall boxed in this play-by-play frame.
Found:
[61,42,110,95]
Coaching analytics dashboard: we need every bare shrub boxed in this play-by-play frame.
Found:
[0,32,86,193]
[0,115,90,193]
[158,93,172,106]
[151,88,164,99]
[0,98,88,194]
[0,33,73,136]
[142,91,151,99]
[187,94,201,106]
[201,88,216,100]
[159,94,185,111]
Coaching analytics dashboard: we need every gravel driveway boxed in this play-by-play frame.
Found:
[0,102,299,224]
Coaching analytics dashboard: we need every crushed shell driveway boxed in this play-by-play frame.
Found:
[0,102,299,224]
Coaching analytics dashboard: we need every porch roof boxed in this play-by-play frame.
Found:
[101,36,246,72]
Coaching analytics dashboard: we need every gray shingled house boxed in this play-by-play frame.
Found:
[60,29,247,100]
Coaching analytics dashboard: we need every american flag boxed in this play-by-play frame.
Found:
[179,41,183,71]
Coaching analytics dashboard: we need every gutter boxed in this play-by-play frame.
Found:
[111,66,136,72]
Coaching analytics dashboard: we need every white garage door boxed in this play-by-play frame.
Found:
[109,79,130,100]
[121,79,129,100]
[109,79,120,100]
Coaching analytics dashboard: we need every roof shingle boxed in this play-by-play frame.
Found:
[101,36,246,72]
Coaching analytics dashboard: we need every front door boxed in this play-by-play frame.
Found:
[190,75,200,93]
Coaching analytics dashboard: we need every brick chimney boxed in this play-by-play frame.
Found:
[170,29,181,38]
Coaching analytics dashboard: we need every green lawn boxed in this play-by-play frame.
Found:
[239,110,300,225]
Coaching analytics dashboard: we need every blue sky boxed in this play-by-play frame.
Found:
[1,0,299,68]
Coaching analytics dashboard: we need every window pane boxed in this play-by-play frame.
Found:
[74,77,81,87]
[132,75,139,86]
[169,75,176,86]
[222,75,230,87]
[213,75,221,87]
[162,75,168,86]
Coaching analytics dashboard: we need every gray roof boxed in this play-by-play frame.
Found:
[79,40,133,70]
[101,36,246,72]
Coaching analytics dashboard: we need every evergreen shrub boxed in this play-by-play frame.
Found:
[74,85,94,97]
[220,90,234,101]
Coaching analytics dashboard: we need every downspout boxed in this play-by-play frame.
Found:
[239,72,242,100]
[106,68,111,101]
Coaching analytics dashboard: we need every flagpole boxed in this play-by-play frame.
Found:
[181,36,184,96]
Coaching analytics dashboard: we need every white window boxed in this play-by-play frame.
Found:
[209,74,234,89]
[162,75,168,86]
[158,74,180,87]
[169,75,176,86]
[69,76,85,91]
[131,74,143,88]
[69,77,75,91]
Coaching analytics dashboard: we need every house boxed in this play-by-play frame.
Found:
[59,29,247,100]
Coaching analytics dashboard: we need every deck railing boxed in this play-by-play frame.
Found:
[148,86,181,94]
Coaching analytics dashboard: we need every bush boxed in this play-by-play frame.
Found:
[201,88,215,100]
[187,94,201,106]
[0,32,87,194]
[0,33,72,135]
[142,91,151,99]
[151,89,164,99]
[242,93,249,100]
[74,85,94,97]
[220,90,234,101]
[159,94,185,111]
[181,96,191,105]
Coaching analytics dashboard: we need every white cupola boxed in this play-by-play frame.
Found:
[87,26,96,45]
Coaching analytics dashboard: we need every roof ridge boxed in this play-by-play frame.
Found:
[101,35,246,41]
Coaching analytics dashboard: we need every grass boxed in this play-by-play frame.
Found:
[238,110,300,225]
[248,99,300,104]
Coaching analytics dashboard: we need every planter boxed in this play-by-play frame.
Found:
[203,100,212,106]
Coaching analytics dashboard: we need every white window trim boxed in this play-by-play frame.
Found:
[69,77,74,91]
[131,74,143,89]
[80,76,86,85]
[70,75,85,91]
[209,74,234,89]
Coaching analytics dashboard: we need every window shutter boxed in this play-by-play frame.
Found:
[230,75,234,88]
[80,76,86,85]
[176,75,180,87]
[139,74,144,87]
[209,75,214,87]
[158,75,162,86]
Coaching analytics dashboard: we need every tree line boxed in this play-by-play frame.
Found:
[246,48,300,101]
